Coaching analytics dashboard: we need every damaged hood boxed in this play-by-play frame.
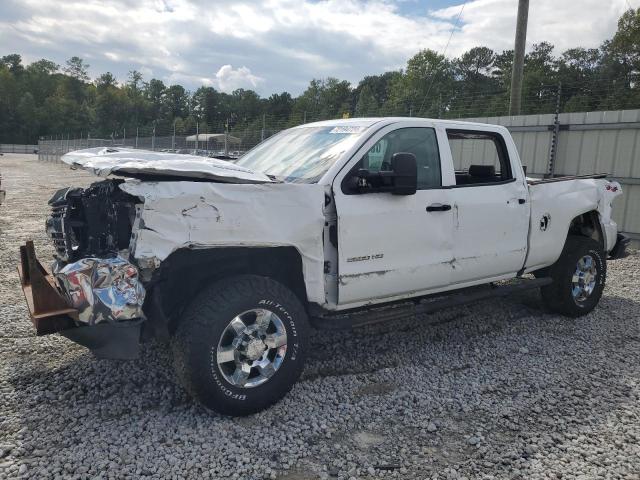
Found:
[61,147,273,183]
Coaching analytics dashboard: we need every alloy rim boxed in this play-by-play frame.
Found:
[216,308,287,388]
[571,254,598,303]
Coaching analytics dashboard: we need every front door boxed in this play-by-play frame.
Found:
[333,124,455,305]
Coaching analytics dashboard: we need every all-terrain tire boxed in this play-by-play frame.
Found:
[171,275,309,416]
[539,236,606,317]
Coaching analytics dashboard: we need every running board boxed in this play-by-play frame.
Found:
[311,277,553,330]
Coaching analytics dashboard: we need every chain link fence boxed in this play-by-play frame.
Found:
[36,133,264,162]
[0,144,38,154]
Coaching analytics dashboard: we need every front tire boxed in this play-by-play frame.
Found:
[172,275,309,416]
[539,236,606,317]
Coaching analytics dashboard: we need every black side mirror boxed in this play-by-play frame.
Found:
[390,152,417,195]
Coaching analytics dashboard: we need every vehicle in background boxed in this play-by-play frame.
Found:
[18,118,629,416]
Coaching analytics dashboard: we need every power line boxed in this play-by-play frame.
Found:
[417,0,469,114]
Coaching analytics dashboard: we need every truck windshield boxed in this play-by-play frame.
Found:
[235,126,367,183]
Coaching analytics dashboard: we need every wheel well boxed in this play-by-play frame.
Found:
[568,210,604,248]
[146,247,308,333]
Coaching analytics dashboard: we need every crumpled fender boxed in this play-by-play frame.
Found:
[598,181,623,252]
[525,179,622,271]
[119,180,327,304]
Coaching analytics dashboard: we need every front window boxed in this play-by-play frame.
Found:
[236,126,368,183]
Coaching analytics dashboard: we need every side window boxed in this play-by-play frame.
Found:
[446,130,513,186]
[362,127,441,189]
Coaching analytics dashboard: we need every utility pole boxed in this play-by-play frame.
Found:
[509,0,529,116]
[172,119,176,149]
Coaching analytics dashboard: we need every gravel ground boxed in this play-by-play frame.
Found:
[1,153,640,480]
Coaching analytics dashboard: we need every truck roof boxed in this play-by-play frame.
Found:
[298,117,508,131]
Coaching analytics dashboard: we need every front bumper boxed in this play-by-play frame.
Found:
[609,233,631,260]
[18,241,142,359]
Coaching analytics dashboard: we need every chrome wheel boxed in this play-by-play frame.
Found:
[216,309,287,388]
[572,255,598,303]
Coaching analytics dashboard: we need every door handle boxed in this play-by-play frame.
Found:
[426,203,452,212]
[518,198,526,204]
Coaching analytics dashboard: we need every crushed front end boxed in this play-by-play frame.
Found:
[18,179,146,359]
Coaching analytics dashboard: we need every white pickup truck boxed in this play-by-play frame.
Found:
[19,117,629,416]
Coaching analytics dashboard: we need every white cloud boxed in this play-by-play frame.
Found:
[213,65,264,92]
[431,0,631,56]
[0,0,637,95]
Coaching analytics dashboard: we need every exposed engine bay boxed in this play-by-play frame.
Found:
[45,180,145,326]
[46,180,138,262]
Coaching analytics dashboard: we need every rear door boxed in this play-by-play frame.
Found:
[443,128,529,284]
[333,121,456,306]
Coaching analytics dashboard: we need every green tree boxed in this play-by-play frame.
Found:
[1,54,24,75]
[355,85,378,116]
[17,92,38,142]
[64,56,90,81]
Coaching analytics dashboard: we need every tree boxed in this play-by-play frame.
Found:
[96,72,117,90]
[127,70,143,93]
[267,92,293,119]
[388,49,453,117]
[455,47,496,80]
[521,42,558,113]
[355,85,378,116]
[354,72,400,110]
[28,59,59,75]
[191,86,221,128]
[17,92,38,142]
[144,78,167,121]
[64,56,90,81]
[2,6,640,143]
[606,8,640,72]
[1,54,24,75]
[164,84,189,119]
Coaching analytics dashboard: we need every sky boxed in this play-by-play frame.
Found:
[0,0,637,96]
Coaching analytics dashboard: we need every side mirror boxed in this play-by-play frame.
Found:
[390,152,417,195]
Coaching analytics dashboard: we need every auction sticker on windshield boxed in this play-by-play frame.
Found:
[329,126,367,134]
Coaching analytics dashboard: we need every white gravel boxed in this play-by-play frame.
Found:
[1,154,640,480]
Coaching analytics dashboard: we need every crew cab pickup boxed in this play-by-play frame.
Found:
[18,118,629,416]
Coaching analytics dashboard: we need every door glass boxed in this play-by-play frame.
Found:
[446,130,513,185]
[364,139,388,171]
[361,127,441,189]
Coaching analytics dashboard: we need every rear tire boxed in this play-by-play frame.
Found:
[171,275,309,416]
[539,236,606,317]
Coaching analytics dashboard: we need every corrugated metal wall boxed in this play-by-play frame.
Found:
[458,109,640,238]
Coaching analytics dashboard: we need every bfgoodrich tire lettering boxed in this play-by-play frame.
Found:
[540,236,606,317]
[171,275,309,416]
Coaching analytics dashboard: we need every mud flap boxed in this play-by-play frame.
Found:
[609,233,630,260]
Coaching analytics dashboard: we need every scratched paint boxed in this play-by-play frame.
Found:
[119,180,327,304]
[525,179,622,271]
